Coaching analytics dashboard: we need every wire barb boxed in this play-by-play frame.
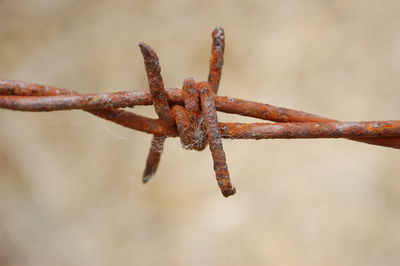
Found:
[208,26,225,94]
[0,27,399,197]
[198,81,235,197]
[139,42,174,183]
[143,135,166,183]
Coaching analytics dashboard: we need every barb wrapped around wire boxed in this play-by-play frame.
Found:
[0,27,399,197]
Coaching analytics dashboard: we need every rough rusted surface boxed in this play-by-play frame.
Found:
[0,80,172,137]
[0,83,181,110]
[92,108,177,136]
[220,121,400,140]
[171,105,192,147]
[143,136,166,183]
[0,26,399,197]
[1,82,398,149]
[179,78,207,151]
[139,42,176,182]
[0,80,72,96]
[208,26,225,94]
[139,43,174,126]
[198,82,235,197]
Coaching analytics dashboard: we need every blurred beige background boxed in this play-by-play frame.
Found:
[0,0,400,265]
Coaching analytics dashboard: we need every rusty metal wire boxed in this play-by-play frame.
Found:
[0,27,399,197]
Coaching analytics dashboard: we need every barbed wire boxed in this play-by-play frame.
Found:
[0,27,399,197]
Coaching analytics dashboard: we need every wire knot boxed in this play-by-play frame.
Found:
[139,28,235,197]
[171,78,207,151]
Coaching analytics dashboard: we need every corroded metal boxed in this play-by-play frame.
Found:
[181,78,207,151]
[143,135,166,183]
[0,27,399,197]
[208,26,225,94]
[139,42,174,126]
[198,81,235,197]
[139,42,174,183]
[1,81,398,148]
[220,121,400,140]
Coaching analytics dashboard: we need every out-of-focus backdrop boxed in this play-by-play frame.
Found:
[0,1,399,265]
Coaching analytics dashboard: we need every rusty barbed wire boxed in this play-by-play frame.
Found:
[0,26,399,197]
